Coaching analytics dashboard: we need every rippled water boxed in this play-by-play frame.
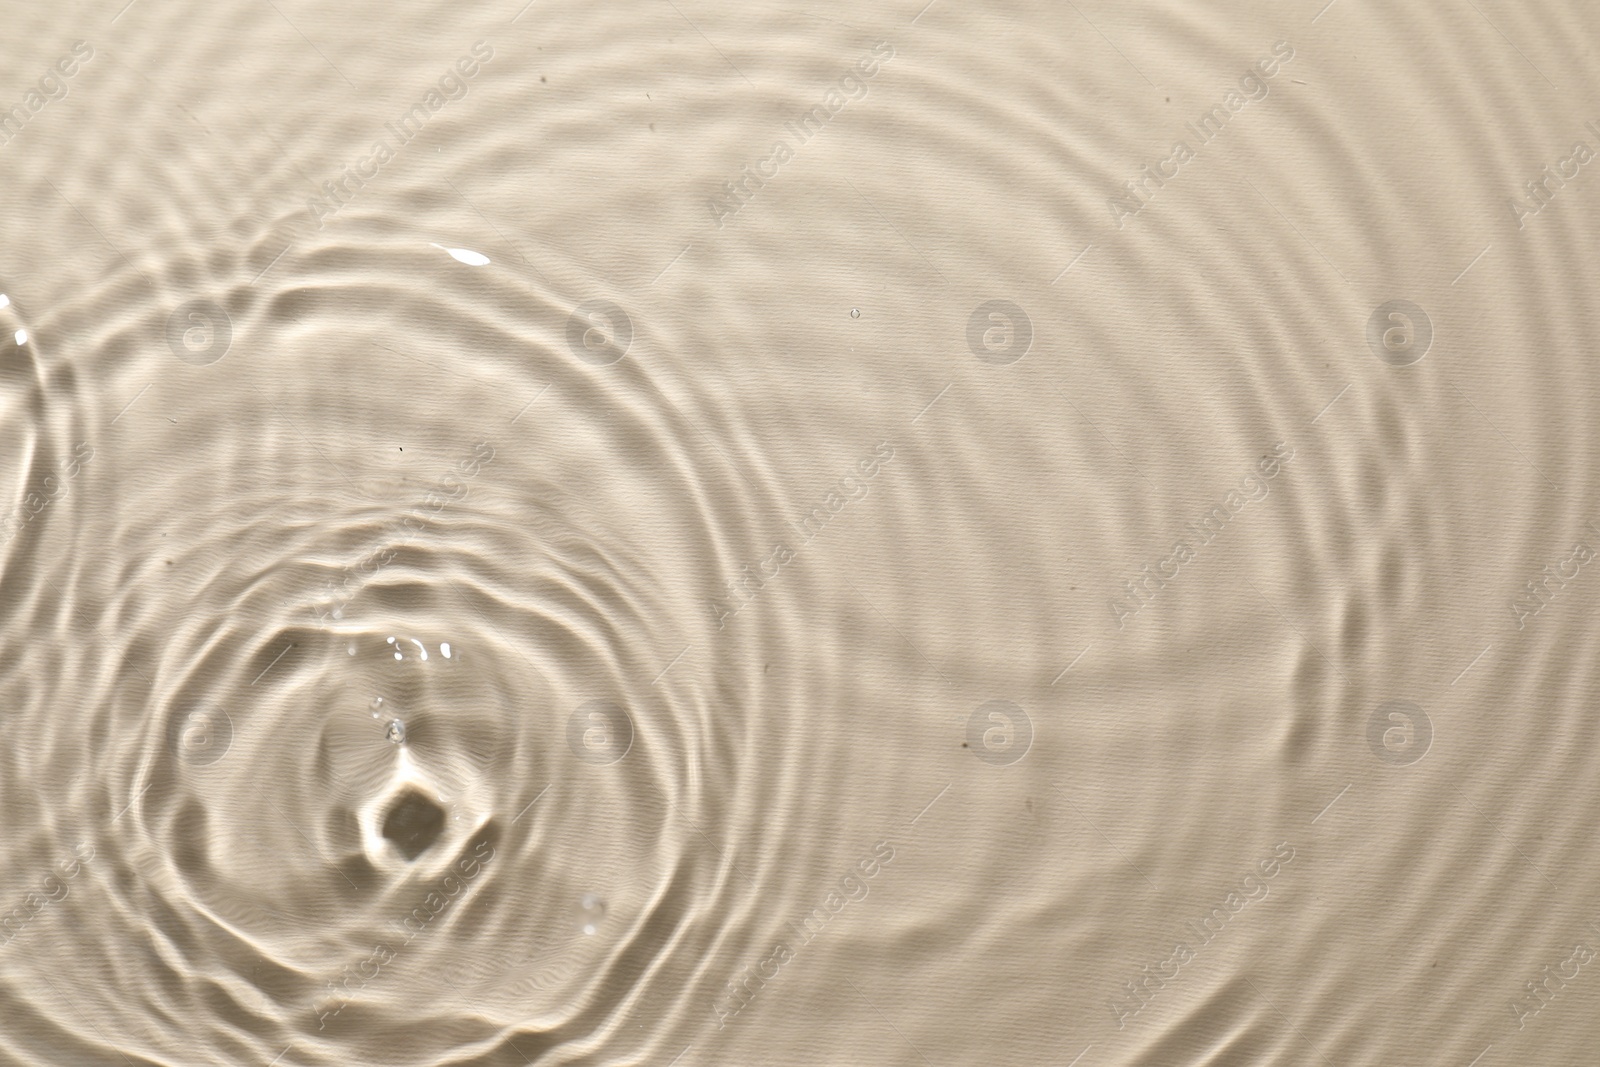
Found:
[3,0,1600,1064]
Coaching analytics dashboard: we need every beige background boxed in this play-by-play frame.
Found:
[0,0,1597,1064]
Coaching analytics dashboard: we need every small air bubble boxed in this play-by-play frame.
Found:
[849,308,860,318]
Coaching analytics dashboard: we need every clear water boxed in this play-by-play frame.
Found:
[2,1,1599,1065]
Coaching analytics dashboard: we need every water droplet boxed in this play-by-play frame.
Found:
[578,893,605,935]
[370,695,385,718]
[849,308,860,318]
[440,642,451,659]
[386,719,407,745]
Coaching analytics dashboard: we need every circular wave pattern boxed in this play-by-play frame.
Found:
[0,198,806,1062]
[3,0,1600,1065]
